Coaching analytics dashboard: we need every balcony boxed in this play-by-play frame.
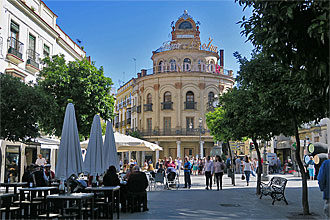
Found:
[138,128,210,136]
[137,105,141,113]
[161,102,173,110]
[7,37,24,64]
[184,101,197,110]
[144,103,153,112]
[26,49,40,73]
[115,122,119,128]
[132,105,136,113]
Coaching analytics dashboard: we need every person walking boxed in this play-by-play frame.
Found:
[214,155,225,190]
[235,157,241,174]
[204,156,214,190]
[307,156,315,180]
[242,156,253,186]
[183,156,192,189]
[276,157,282,173]
[317,152,330,218]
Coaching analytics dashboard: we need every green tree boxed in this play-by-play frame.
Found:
[37,55,115,138]
[236,51,328,214]
[0,75,54,142]
[237,1,329,214]
[237,0,329,104]
[206,106,236,185]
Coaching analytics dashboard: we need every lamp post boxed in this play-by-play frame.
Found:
[199,117,203,158]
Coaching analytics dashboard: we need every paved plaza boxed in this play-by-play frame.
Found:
[122,173,323,219]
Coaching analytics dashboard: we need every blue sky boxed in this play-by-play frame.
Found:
[45,0,254,90]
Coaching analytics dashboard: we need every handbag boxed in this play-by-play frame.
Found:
[241,174,245,180]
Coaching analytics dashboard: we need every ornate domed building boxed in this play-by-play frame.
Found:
[115,10,234,162]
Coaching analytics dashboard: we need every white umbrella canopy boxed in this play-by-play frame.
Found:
[55,103,83,179]
[83,115,104,176]
[103,121,120,172]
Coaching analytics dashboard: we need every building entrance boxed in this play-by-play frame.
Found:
[184,148,194,158]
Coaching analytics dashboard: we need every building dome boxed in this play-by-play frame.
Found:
[115,11,234,162]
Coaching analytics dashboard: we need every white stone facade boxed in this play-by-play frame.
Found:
[0,0,85,83]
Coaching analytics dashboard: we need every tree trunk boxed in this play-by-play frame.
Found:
[292,115,310,215]
[252,137,262,195]
[227,140,235,186]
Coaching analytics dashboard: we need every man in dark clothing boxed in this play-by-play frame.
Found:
[127,166,149,211]
[33,165,47,187]
[22,164,34,184]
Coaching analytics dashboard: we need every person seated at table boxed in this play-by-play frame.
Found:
[157,164,165,175]
[103,166,120,186]
[22,164,34,183]
[33,165,47,187]
[127,166,149,211]
[147,164,156,178]
[44,164,55,185]
[123,164,134,181]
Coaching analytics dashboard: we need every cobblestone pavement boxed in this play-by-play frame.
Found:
[122,173,324,219]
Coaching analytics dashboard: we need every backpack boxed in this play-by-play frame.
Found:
[221,163,225,170]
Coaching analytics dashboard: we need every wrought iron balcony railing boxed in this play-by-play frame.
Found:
[7,37,24,59]
[184,101,197,110]
[161,102,173,110]
[144,103,153,112]
[137,128,210,136]
[132,105,136,112]
[26,49,40,69]
[137,105,141,113]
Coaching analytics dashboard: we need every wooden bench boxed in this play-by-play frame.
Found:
[260,177,288,205]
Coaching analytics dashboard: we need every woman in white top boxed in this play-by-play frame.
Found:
[242,155,253,186]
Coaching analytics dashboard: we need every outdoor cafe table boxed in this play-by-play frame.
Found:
[46,193,95,219]
[19,186,58,218]
[85,186,120,219]
[0,182,27,194]
[0,193,16,217]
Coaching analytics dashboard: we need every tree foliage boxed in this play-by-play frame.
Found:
[37,55,115,138]
[237,0,329,109]
[0,75,54,142]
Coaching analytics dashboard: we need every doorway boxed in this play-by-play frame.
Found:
[184,148,194,158]
[5,146,20,183]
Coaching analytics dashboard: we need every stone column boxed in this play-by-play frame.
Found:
[155,141,160,162]
[142,151,145,166]
[1,141,5,183]
[128,151,132,162]
[176,140,181,158]
[136,151,141,166]
[200,140,204,158]
[20,143,25,182]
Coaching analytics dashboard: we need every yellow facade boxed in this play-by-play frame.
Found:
[115,11,235,161]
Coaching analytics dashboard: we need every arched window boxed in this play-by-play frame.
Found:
[183,58,191,72]
[186,91,194,102]
[147,93,152,104]
[163,91,172,110]
[185,91,195,109]
[164,92,171,103]
[178,21,193,29]
[208,92,215,103]
[158,61,164,73]
[170,59,176,72]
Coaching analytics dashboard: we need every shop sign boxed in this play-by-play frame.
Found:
[157,37,218,53]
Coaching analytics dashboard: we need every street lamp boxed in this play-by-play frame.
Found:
[199,117,203,158]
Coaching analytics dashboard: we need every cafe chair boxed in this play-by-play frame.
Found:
[127,191,148,213]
